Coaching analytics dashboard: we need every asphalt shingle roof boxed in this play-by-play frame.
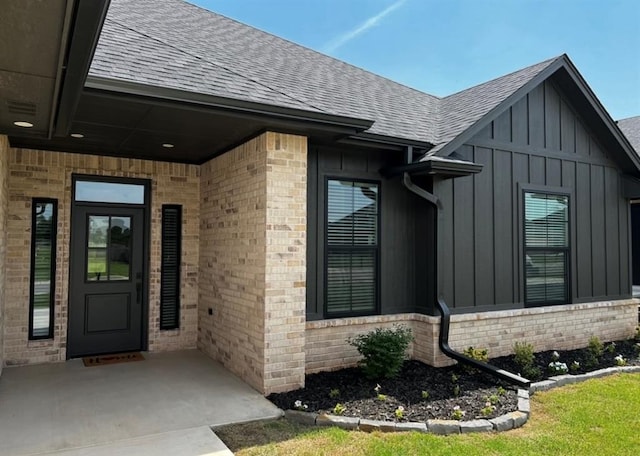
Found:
[618,116,640,154]
[89,0,560,150]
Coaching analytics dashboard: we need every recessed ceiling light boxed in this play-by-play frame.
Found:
[162,143,174,148]
[70,133,84,138]
[14,121,33,128]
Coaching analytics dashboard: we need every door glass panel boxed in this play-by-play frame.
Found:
[109,217,131,281]
[76,181,145,204]
[87,215,132,281]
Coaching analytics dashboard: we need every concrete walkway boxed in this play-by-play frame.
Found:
[0,350,282,455]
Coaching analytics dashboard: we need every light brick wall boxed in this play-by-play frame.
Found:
[263,133,307,393]
[198,132,307,394]
[0,136,9,376]
[446,299,639,361]
[305,315,418,374]
[3,149,199,365]
[305,299,639,373]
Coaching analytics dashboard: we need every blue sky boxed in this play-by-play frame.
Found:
[191,0,639,120]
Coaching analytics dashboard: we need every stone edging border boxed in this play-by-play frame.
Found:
[284,365,640,435]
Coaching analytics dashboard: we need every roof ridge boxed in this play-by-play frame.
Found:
[182,0,442,102]
[106,15,327,114]
[442,55,562,100]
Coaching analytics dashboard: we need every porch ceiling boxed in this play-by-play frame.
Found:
[8,84,374,164]
[0,0,72,138]
[0,1,110,142]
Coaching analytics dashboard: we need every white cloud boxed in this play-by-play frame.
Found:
[323,0,407,53]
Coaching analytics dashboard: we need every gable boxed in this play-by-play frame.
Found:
[468,79,617,169]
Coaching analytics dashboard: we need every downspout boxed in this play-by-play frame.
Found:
[436,298,530,388]
[401,147,530,388]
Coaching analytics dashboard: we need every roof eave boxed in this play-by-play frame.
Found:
[53,0,111,137]
[84,75,375,133]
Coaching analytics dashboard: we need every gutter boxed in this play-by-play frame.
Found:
[400,146,529,388]
[84,76,374,133]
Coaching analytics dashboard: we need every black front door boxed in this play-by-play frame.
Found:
[68,205,145,357]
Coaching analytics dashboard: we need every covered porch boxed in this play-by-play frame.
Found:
[0,349,280,455]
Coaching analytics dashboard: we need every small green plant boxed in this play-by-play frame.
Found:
[333,403,346,415]
[376,394,387,401]
[394,406,405,419]
[451,373,459,384]
[570,360,580,373]
[513,340,541,380]
[496,386,506,396]
[348,325,413,379]
[462,346,489,362]
[481,402,496,417]
[634,326,640,343]
[614,354,627,366]
[453,384,461,397]
[329,388,340,399]
[487,394,500,405]
[606,342,616,354]
[421,390,430,400]
[451,406,465,420]
[513,341,535,368]
[588,336,604,358]
[585,336,604,369]
[551,351,560,362]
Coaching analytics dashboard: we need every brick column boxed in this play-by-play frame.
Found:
[199,132,307,394]
[263,133,307,394]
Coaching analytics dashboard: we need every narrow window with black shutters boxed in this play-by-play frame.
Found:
[29,198,57,339]
[160,205,181,329]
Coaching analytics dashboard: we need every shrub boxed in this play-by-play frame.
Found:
[588,336,604,358]
[512,341,541,380]
[462,346,489,363]
[461,346,489,373]
[348,325,413,379]
[513,341,535,369]
[585,336,604,369]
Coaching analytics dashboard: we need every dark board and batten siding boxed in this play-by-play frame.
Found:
[436,79,631,312]
[306,145,433,320]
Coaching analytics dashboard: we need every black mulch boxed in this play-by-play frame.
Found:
[267,338,640,423]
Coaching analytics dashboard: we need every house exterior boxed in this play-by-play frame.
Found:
[618,116,640,286]
[0,0,638,394]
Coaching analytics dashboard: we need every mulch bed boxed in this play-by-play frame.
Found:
[268,338,640,422]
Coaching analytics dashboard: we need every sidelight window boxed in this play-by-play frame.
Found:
[29,199,57,339]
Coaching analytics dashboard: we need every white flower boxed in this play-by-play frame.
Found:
[551,351,560,361]
[374,384,381,393]
[396,406,405,412]
[294,400,302,408]
[548,361,568,373]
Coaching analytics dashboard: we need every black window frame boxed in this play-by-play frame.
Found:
[160,204,182,330]
[523,190,571,307]
[29,198,58,340]
[324,177,381,318]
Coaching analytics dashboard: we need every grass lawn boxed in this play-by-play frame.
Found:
[216,373,640,456]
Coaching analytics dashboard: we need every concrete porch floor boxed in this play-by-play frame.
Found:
[0,350,282,455]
